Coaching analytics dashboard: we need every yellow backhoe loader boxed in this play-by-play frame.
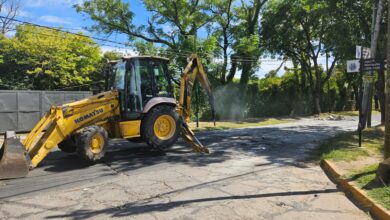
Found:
[0,54,215,180]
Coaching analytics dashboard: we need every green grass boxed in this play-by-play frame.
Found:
[189,118,294,132]
[314,126,384,161]
[320,110,381,118]
[347,164,390,210]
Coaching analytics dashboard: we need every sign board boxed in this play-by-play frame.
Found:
[347,60,360,73]
[362,59,385,72]
[356,46,371,59]
[356,46,362,59]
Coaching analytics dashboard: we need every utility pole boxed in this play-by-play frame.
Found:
[384,0,390,160]
[376,0,390,183]
[367,0,385,127]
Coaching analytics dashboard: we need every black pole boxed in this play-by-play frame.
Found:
[358,47,364,147]
[196,84,199,128]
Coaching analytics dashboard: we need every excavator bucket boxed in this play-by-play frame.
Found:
[0,131,29,180]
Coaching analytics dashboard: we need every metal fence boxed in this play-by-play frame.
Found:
[0,90,92,132]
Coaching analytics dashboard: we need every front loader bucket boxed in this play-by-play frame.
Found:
[0,131,29,180]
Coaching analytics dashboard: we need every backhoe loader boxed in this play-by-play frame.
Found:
[0,54,215,180]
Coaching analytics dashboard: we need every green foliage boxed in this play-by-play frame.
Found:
[0,25,102,90]
[103,51,123,61]
[261,0,356,113]
[75,0,136,37]
[349,164,390,210]
[314,127,384,161]
[133,41,159,56]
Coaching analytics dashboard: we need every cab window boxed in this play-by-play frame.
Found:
[113,62,126,90]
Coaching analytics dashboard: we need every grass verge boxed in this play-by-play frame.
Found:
[189,118,294,132]
[320,110,381,118]
[314,126,384,161]
[348,164,390,210]
[316,125,389,211]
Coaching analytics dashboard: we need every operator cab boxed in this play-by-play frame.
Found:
[107,56,174,120]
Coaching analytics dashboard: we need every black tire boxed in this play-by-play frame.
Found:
[141,105,181,150]
[58,136,77,153]
[127,137,144,143]
[76,125,108,162]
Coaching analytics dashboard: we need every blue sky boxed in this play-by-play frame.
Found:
[9,0,331,78]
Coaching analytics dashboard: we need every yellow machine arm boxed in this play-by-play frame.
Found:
[23,91,119,168]
[178,54,216,153]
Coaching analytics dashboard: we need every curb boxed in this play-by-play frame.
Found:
[321,159,390,220]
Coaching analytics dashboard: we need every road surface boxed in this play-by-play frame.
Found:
[0,116,377,219]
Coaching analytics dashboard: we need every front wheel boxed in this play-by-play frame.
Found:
[76,125,108,162]
[141,105,181,150]
[58,136,77,153]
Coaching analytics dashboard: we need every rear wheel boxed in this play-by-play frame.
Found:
[76,125,108,162]
[58,136,77,153]
[141,105,180,150]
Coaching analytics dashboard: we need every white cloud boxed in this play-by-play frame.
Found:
[39,15,72,24]
[100,45,137,57]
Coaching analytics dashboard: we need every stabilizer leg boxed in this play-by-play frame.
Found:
[180,120,209,154]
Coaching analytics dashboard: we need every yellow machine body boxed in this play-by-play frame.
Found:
[0,54,215,179]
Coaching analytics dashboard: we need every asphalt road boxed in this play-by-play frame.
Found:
[0,116,378,219]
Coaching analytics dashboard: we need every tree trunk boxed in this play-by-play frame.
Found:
[313,68,322,114]
[367,84,373,128]
[221,51,228,84]
[313,89,322,114]
[376,69,386,124]
[374,94,379,110]
[226,55,237,83]
[384,0,390,160]
[239,61,252,86]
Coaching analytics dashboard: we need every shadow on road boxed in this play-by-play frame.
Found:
[46,188,339,219]
[1,124,347,199]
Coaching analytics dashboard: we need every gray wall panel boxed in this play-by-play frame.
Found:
[0,90,92,132]
[0,113,17,130]
[19,92,41,111]
[18,112,41,131]
[0,92,17,111]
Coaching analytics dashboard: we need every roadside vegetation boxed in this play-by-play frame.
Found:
[319,110,381,118]
[315,126,389,211]
[315,126,383,161]
[348,164,390,210]
[189,118,295,132]
[0,0,386,122]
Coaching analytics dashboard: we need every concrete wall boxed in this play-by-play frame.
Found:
[0,90,92,132]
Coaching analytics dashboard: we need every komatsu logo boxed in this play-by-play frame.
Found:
[74,108,104,124]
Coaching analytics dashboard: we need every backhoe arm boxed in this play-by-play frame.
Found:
[178,54,216,153]
[179,54,215,122]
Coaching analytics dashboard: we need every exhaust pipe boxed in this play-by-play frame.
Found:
[0,131,30,180]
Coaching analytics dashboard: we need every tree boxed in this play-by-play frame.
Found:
[75,0,221,80]
[0,0,20,34]
[262,0,339,114]
[232,0,267,86]
[208,0,235,84]
[0,25,102,90]
[75,0,214,50]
